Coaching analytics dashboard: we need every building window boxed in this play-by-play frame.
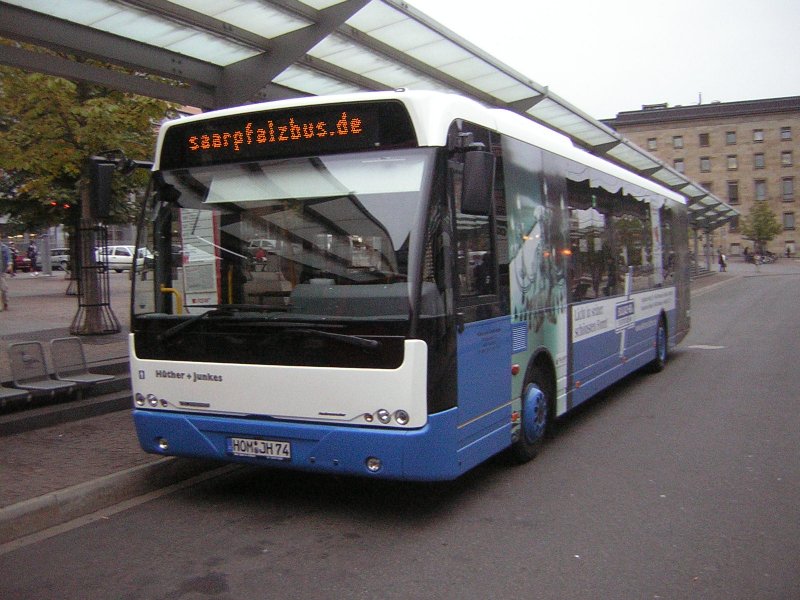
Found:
[727,181,739,204]
[782,151,793,166]
[727,155,738,170]
[754,153,765,169]
[701,182,713,192]
[674,158,685,173]
[781,127,792,141]
[729,216,739,233]
[783,177,794,201]
[755,180,767,201]
[647,138,657,151]
[672,135,684,149]
[699,132,710,147]
[700,157,711,172]
[726,131,737,145]
[753,129,764,143]
[783,212,795,231]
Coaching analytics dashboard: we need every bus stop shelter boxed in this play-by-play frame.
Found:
[0,0,737,234]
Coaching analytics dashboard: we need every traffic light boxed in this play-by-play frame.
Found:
[89,159,115,219]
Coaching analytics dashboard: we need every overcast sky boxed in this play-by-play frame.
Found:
[406,0,800,120]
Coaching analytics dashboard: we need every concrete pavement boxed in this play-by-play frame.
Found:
[1,258,798,545]
[0,271,129,381]
[0,271,224,545]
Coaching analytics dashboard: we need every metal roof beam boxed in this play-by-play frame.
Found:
[0,3,221,91]
[218,0,371,106]
[0,41,215,107]
[121,0,276,51]
[591,140,623,155]
[507,93,549,113]
[296,56,391,92]
[639,166,666,177]
[333,23,502,107]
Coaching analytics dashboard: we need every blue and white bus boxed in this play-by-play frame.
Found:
[130,90,689,481]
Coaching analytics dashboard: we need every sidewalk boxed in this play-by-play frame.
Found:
[0,271,130,383]
[0,272,223,545]
[1,260,799,545]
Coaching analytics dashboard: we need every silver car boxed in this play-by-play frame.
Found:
[50,248,70,270]
[96,245,152,272]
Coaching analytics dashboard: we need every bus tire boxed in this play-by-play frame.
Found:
[649,317,668,373]
[510,366,550,464]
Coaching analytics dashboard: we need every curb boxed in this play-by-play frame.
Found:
[0,391,132,436]
[0,456,225,544]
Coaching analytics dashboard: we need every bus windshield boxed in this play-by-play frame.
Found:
[135,147,435,320]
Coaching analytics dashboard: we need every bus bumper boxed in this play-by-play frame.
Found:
[133,408,468,481]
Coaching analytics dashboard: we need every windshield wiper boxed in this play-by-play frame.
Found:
[292,328,381,350]
[157,305,279,343]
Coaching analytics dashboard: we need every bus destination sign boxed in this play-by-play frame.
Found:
[159,101,417,170]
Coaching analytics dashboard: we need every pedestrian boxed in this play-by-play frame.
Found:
[8,241,17,276]
[27,241,38,276]
[1,242,10,310]
[718,252,727,272]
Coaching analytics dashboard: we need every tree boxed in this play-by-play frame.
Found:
[739,201,782,254]
[0,64,177,231]
[0,61,178,334]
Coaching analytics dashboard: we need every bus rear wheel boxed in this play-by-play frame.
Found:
[510,366,550,464]
[649,318,668,373]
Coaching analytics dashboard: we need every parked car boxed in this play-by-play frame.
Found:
[95,245,153,272]
[247,239,276,261]
[14,254,32,272]
[49,247,71,271]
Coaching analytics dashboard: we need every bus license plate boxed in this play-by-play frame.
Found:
[227,437,291,460]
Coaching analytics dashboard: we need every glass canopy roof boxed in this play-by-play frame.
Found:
[0,0,737,229]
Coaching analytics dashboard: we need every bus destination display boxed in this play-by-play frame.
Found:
[160,101,416,170]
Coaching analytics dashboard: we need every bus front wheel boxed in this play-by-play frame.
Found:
[510,366,550,464]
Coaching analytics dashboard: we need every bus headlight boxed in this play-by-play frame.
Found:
[147,394,158,407]
[394,410,410,425]
[376,409,391,424]
[365,457,382,472]
[134,393,145,407]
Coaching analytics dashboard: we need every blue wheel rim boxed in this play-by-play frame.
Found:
[522,384,546,443]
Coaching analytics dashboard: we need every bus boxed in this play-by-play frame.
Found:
[130,90,689,481]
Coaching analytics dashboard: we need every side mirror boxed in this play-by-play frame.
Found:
[461,151,495,216]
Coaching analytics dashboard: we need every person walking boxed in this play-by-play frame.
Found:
[27,241,39,276]
[1,242,10,310]
[7,241,17,276]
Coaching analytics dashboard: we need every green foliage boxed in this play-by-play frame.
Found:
[0,65,177,231]
[739,201,782,252]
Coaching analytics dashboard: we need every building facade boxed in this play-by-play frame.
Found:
[604,96,800,257]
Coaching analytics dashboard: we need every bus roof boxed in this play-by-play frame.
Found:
[155,89,686,205]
